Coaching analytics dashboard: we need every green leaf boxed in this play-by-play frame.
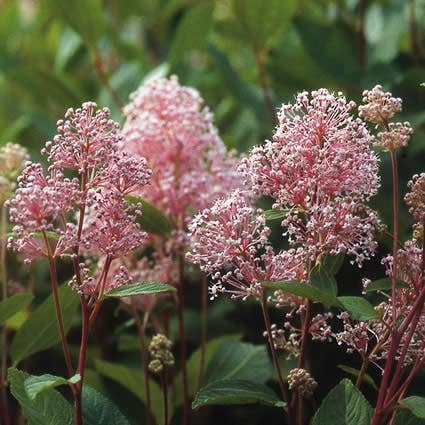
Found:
[310,265,338,297]
[25,374,80,400]
[312,379,373,425]
[322,253,345,275]
[125,195,172,236]
[95,360,165,425]
[232,0,298,49]
[175,334,242,406]
[105,281,176,298]
[10,284,79,365]
[400,397,425,419]
[192,379,285,410]
[0,293,33,324]
[8,368,73,425]
[43,0,105,47]
[264,209,292,221]
[263,281,342,309]
[202,340,272,385]
[207,44,268,122]
[82,385,131,425]
[169,3,214,66]
[364,278,408,293]
[394,410,425,425]
[337,365,377,390]
[337,297,379,321]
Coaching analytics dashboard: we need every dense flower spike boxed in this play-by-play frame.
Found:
[405,173,425,221]
[239,89,380,264]
[122,76,242,221]
[359,85,402,124]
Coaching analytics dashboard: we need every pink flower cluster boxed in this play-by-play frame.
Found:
[187,191,307,299]
[122,76,241,223]
[240,89,380,265]
[8,102,151,295]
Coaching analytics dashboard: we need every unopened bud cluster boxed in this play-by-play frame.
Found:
[148,334,174,375]
[360,85,412,151]
[287,368,318,398]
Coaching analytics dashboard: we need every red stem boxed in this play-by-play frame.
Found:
[197,274,207,391]
[1,205,10,425]
[177,255,191,425]
[42,231,74,380]
[132,304,153,425]
[260,293,292,423]
[161,370,169,425]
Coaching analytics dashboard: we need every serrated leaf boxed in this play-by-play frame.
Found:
[8,368,73,425]
[364,278,408,293]
[125,195,172,236]
[400,397,425,419]
[337,297,379,321]
[169,3,214,66]
[202,340,272,385]
[82,385,131,425]
[337,365,377,390]
[312,379,373,425]
[25,373,80,400]
[192,379,285,410]
[10,284,79,365]
[95,360,165,425]
[310,265,338,297]
[264,209,292,221]
[105,281,176,298]
[322,253,345,275]
[263,281,342,308]
[0,293,33,324]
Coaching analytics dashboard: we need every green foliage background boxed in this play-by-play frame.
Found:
[2,0,425,423]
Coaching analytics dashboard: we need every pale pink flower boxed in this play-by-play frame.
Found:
[187,191,307,299]
[375,122,413,151]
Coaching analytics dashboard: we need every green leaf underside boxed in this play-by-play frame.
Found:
[25,374,81,400]
[312,379,373,425]
[310,265,338,297]
[400,396,425,419]
[337,297,379,321]
[264,281,379,320]
[10,284,79,365]
[82,385,131,425]
[394,410,425,425]
[364,278,409,292]
[0,293,33,324]
[192,379,285,410]
[322,253,345,275]
[263,281,342,308]
[264,209,292,221]
[337,365,377,390]
[105,281,176,298]
[8,368,73,425]
[125,195,172,236]
[95,360,165,424]
[202,340,273,385]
